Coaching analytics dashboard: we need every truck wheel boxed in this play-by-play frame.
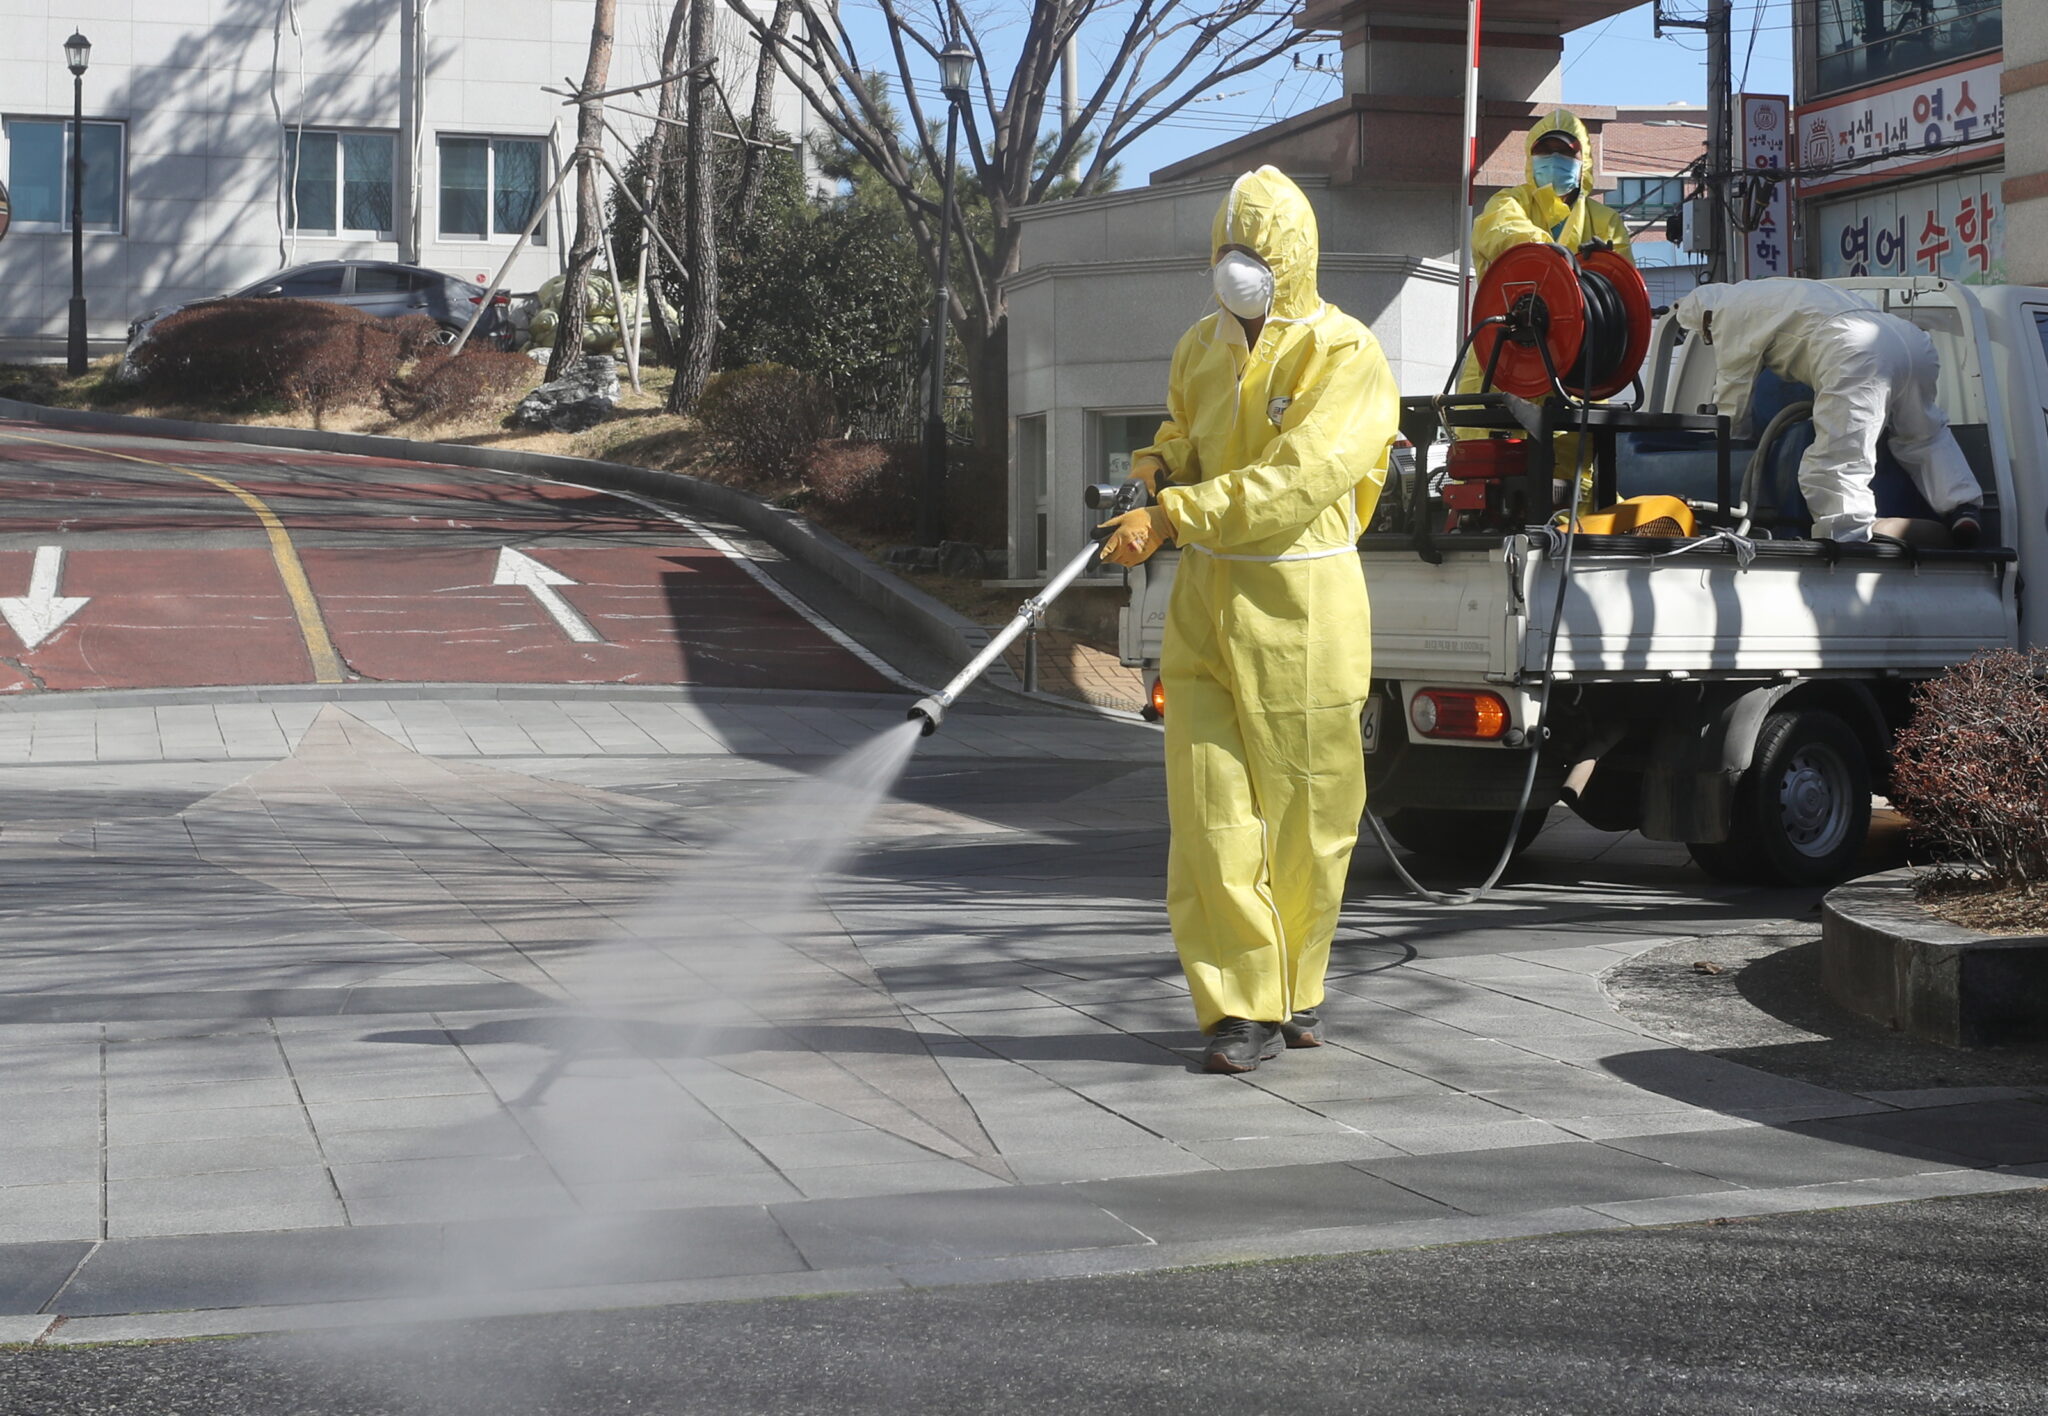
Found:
[1687,709,1870,887]
[1380,807,1548,865]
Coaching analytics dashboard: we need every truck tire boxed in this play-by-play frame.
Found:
[1687,708,1870,887]
[1379,807,1548,865]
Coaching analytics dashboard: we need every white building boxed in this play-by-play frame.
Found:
[0,0,818,351]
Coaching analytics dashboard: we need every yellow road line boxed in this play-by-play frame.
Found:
[0,427,348,684]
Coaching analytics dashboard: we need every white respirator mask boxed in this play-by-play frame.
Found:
[1212,250,1274,320]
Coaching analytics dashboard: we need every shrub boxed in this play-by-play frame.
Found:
[806,440,920,539]
[389,313,448,363]
[697,363,835,483]
[382,347,536,423]
[1891,648,2048,890]
[129,299,400,414]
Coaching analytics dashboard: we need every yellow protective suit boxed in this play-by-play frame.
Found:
[1135,167,1400,1032]
[1456,108,1636,504]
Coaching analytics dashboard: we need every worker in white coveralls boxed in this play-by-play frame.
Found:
[1093,167,1400,1074]
[1671,279,1984,546]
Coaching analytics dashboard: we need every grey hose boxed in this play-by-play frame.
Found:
[1736,399,1814,536]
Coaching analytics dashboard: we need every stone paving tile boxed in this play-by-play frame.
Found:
[107,1133,325,1181]
[1371,1119,1585,1156]
[1604,1125,1968,1188]
[1184,1133,1405,1169]
[51,1225,441,1315]
[105,1078,303,1115]
[779,1159,1010,1201]
[1001,1143,1214,1185]
[1075,1161,1453,1242]
[1356,1141,1739,1215]
[313,1118,539,1166]
[0,1142,101,1187]
[1310,1092,1524,1132]
[0,1182,100,1243]
[771,1185,1148,1269]
[0,1240,94,1314]
[1796,1100,2048,1169]
[106,1106,313,1155]
[570,1173,806,1211]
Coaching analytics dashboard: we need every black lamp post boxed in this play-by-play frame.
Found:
[917,40,974,548]
[64,31,91,375]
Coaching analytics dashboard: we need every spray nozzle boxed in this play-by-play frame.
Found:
[907,695,946,736]
[1084,477,1150,534]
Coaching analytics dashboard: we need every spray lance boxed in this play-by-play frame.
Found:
[908,477,1151,735]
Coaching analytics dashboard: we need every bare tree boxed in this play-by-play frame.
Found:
[667,0,721,412]
[733,0,795,231]
[724,0,1310,465]
[638,0,692,367]
[549,0,620,381]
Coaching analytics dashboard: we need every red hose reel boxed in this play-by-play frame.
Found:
[1468,244,1652,401]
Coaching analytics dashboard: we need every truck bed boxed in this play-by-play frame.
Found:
[1361,532,2018,685]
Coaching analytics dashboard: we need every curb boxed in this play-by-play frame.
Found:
[0,395,1003,687]
[1822,868,2048,1048]
[20,1171,2048,1345]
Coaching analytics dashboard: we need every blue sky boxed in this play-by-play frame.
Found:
[832,1,1794,189]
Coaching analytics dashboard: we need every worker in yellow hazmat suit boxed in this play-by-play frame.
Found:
[1096,167,1400,1074]
[1457,107,1635,509]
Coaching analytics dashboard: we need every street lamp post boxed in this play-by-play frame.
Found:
[64,31,91,376]
[918,41,974,548]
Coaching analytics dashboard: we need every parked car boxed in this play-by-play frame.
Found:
[124,261,511,355]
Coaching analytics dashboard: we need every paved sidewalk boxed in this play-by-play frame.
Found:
[1,690,2043,1344]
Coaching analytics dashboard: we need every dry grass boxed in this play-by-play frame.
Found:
[1916,877,2048,936]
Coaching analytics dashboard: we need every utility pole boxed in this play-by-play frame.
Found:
[1655,0,1731,283]
[1704,0,1732,283]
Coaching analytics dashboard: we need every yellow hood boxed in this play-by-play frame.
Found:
[1518,107,1596,244]
[1525,106,1594,192]
[1210,167,1321,322]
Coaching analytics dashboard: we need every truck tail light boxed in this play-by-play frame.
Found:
[1410,688,1509,740]
[1146,677,1166,721]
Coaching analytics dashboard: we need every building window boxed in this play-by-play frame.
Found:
[1813,1,2001,98]
[285,131,396,236]
[1015,415,1048,576]
[4,117,123,231]
[437,136,548,243]
[1610,176,1685,220]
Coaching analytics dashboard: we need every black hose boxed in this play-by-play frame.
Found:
[1569,266,1632,395]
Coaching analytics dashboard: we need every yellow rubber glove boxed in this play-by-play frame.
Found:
[1097,505,1174,567]
[1130,456,1169,495]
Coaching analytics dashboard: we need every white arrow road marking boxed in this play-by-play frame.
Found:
[492,547,604,643]
[0,546,91,650]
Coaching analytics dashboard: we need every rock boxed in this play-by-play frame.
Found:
[937,540,989,580]
[512,354,619,431]
[882,545,941,573]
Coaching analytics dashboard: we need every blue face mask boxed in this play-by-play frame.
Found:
[1531,152,1579,194]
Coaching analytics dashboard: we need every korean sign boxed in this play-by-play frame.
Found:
[1740,94,1790,279]
[1795,58,2003,198]
[1816,170,2003,284]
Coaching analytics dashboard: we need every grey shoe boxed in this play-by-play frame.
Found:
[1204,1018,1283,1074]
[1948,503,1983,549]
[1280,1009,1324,1048]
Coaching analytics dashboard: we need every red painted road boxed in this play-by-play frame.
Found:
[0,422,897,694]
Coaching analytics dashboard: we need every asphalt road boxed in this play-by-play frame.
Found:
[0,422,895,694]
[3,1188,2042,1415]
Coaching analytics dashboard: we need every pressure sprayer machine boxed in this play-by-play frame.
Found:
[907,476,1149,736]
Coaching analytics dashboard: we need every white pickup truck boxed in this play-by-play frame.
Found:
[1119,277,2044,886]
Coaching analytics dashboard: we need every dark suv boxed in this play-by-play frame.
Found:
[127,261,510,351]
